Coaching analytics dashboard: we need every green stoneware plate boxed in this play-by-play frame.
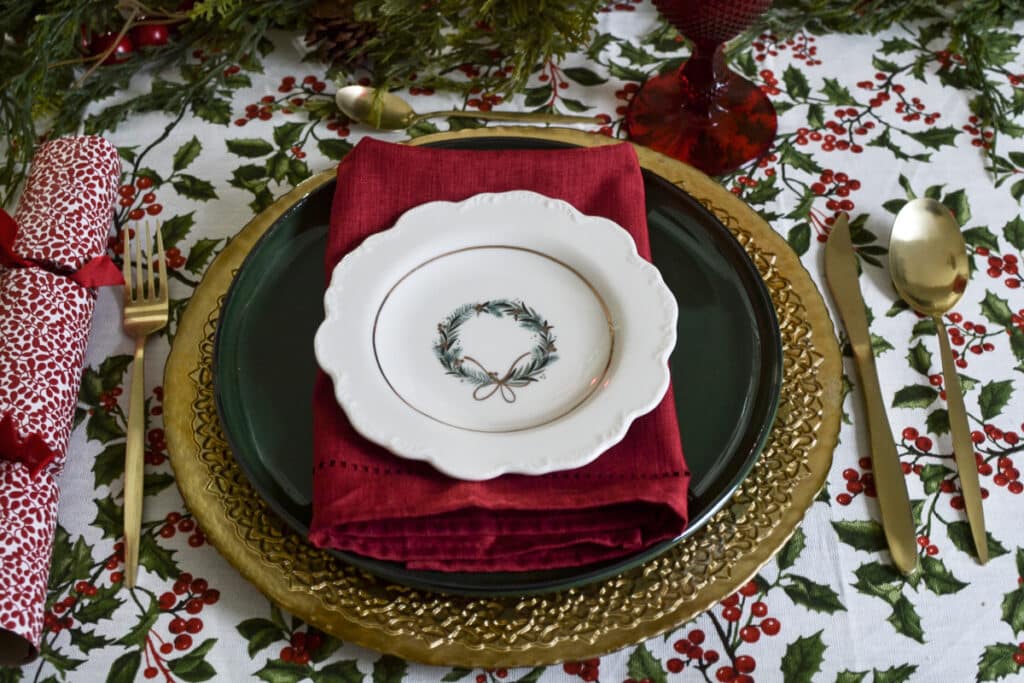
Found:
[212,136,783,596]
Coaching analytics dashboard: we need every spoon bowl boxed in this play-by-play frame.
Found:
[336,86,415,130]
[889,198,969,316]
[888,196,987,564]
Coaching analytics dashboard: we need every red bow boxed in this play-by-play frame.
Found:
[0,208,123,288]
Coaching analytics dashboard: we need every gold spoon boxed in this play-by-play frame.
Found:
[335,85,605,130]
[889,197,988,564]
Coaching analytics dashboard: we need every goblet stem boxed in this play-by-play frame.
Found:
[678,42,729,114]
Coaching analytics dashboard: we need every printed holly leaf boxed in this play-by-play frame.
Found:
[48,530,94,590]
[1017,548,1024,577]
[780,145,821,174]
[1002,587,1024,635]
[92,497,121,540]
[69,627,113,653]
[947,521,1009,560]
[940,189,971,226]
[1005,216,1024,250]
[440,669,472,682]
[287,158,311,186]
[891,384,937,409]
[627,643,667,683]
[780,631,825,683]
[920,556,967,595]
[821,77,856,104]
[173,174,218,201]
[115,598,159,647]
[926,409,950,436]
[911,318,937,338]
[93,442,125,489]
[105,651,140,683]
[144,472,176,497]
[173,136,202,171]
[273,122,305,149]
[807,103,825,129]
[266,152,290,182]
[906,340,932,375]
[835,672,867,683]
[372,655,407,683]
[833,521,887,552]
[959,374,980,392]
[777,528,805,570]
[964,226,1001,252]
[318,139,354,161]
[86,410,122,443]
[788,223,810,255]
[978,643,1023,681]
[185,238,221,275]
[872,334,894,357]
[161,212,196,247]
[1011,329,1024,363]
[607,61,647,82]
[872,664,917,683]
[167,638,217,682]
[919,464,954,494]
[138,533,178,580]
[783,64,810,99]
[887,594,924,642]
[314,661,364,683]
[227,138,274,158]
[782,575,846,613]
[910,499,925,527]
[511,668,544,683]
[237,618,286,657]
[448,116,485,131]
[563,66,607,85]
[981,290,1014,326]
[853,561,902,604]
[908,126,960,150]
[524,83,553,107]
[979,380,1014,419]
[193,97,231,125]
[77,584,123,623]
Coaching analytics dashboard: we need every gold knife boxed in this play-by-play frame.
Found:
[825,213,918,575]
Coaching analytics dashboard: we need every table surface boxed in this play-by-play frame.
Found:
[4,5,1024,683]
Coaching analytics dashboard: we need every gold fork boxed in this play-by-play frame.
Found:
[122,221,168,588]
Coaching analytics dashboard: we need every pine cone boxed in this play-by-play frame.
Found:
[305,0,375,69]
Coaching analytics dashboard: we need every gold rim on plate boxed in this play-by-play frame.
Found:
[164,127,841,666]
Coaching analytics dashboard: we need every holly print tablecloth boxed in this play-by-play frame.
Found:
[4,3,1024,682]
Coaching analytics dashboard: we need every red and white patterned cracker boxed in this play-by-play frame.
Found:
[11,136,120,271]
[0,268,95,473]
[0,460,59,661]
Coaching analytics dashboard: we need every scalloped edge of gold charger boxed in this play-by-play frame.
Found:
[164,127,842,667]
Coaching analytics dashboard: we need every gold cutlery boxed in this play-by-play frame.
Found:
[335,85,604,130]
[122,222,169,587]
[825,212,918,575]
[889,198,987,564]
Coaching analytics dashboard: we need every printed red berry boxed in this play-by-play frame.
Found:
[715,666,736,682]
[191,578,208,594]
[160,642,173,655]
[739,580,758,597]
[202,589,220,605]
[688,629,705,645]
[186,617,203,634]
[129,208,145,221]
[475,676,486,683]
[496,669,508,678]
[673,639,688,654]
[281,646,295,662]
[761,617,781,635]
[735,655,756,673]
[137,176,154,190]
[836,493,853,505]
[722,606,741,622]
[174,634,192,650]
[751,601,768,617]
[704,650,719,664]
[186,599,203,614]
[902,427,918,441]
[740,625,760,643]
[169,617,186,634]
[721,594,739,608]
[144,666,158,679]
[159,592,176,610]
[915,436,933,452]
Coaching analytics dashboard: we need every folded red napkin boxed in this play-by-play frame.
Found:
[308,137,689,572]
[0,135,120,664]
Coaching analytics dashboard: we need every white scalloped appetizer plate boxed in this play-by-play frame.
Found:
[314,191,677,480]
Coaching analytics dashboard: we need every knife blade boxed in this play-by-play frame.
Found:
[825,213,918,575]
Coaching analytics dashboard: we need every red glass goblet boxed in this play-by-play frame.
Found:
[625,0,777,176]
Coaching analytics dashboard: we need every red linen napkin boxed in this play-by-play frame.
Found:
[308,137,689,572]
[0,136,120,664]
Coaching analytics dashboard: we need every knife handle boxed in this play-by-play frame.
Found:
[934,317,988,563]
[851,346,919,575]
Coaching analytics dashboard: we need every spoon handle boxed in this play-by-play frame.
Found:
[934,316,989,564]
[419,110,602,126]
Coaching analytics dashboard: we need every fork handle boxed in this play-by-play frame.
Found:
[124,335,146,588]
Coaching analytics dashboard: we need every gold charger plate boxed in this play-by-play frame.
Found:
[164,127,841,666]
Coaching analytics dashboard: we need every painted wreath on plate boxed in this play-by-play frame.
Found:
[433,299,558,403]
